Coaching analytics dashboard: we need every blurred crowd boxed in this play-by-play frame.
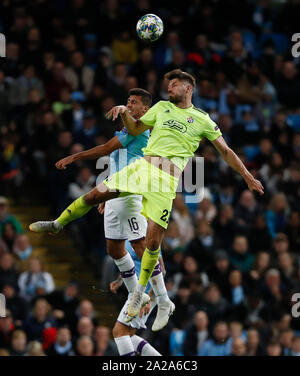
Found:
[0,0,300,356]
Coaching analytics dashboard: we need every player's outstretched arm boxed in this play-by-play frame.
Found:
[55,136,122,170]
[211,136,264,195]
[106,105,151,136]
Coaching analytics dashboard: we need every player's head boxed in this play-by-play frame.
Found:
[127,88,152,119]
[164,69,196,104]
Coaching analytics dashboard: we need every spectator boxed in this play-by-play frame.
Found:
[171,193,194,244]
[183,311,210,356]
[12,234,32,261]
[0,196,23,236]
[171,280,197,330]
[46,326,75,356]
[291,336,300,356]
[46,281,80,332]
[0,310,15,349]
[265,193,289,238]
[94,326,118,356]
[199,284,231,330]
[275,61,300,110]
[25,341,45,356]
[74,317,95,345]
[45,62,72,103]
[279,328,294,356]
[1,284,28,324]
[234,190,262,234]
[22,298,56,342]
[68,167,96,200]
[207,250,233,298]
[1,223,18,252]
[212,204,236,250]
[64,51,94,95]
[248,215,272,253]
[266,341,282,356]
[230,337,247,356]
[246,328,266,356]
[199,321,232,356]
[112,30,138,64]
[0,253,19,290]
[9,330,27,356]
[18,257,55,302]
[76,335,94,356]
[229,235,254,274]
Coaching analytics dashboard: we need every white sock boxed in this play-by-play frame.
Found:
[114,335,135,356]
[114,253,138,293]
[53,220,62,229]
[131,335,161,356]
[136,283,146,294]
[150,263,170,305]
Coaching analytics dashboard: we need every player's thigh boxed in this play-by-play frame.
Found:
[113,321,136,338]
[84,183,119,205]
[106,239,126,259]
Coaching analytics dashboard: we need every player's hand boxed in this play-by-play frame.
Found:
[110,280,122,294]
[98,202,105,215]
[105,105,127,121]
[139,300,153,318]
[55,155,75,170]
[245,175,264,195]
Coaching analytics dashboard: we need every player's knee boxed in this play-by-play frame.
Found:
[146,238,160,251]
[84,189,100,205]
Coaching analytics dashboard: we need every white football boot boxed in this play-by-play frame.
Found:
[29,221,61,234]
[126,291,150,321]
[152,300,175,332]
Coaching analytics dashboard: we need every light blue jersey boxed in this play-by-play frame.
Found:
[110,127,150,174]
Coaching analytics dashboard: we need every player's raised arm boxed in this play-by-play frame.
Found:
[55,136,122,170]
[211,136,264,195]
[106,105,152,136]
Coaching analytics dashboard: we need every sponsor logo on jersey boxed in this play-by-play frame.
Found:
[187,117,194,123]
[214,125,219,131]
[162,119,187,133]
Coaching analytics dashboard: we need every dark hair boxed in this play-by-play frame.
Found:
[128,88,152,106]
[164,69,196,88]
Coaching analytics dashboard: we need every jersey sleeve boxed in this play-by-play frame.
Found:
[202,114,222,141]
[116,128,135,147]
[140,101,161,127]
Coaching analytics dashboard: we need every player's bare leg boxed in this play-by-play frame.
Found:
[29,183,119,234]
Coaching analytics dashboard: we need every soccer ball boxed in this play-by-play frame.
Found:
[136,14,164,42]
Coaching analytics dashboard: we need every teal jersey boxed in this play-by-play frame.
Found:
[109,127,150,174]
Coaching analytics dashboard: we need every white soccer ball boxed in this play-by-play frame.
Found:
[136,14,164,42]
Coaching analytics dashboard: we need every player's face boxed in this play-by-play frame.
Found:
[126,95,147,119]
[168,78,188,104]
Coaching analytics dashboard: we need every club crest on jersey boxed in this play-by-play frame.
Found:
[187,117,194,123]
